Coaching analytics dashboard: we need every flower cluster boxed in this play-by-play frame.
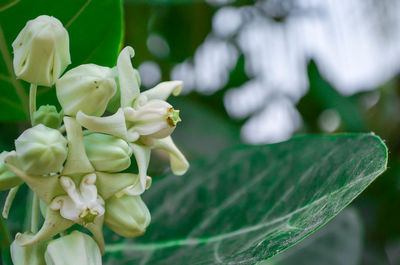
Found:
[0,15,188,264]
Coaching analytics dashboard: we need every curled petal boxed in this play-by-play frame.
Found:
[141,80,183,101]
[153,136,189,175]
[86,215,105,254]
[62,117,94,175]
[76,109,128,139]
[4,152,64,204]
[51,175,105,225]
[125,144,151,195]
[95,172,140,200]
[117,46,140,107]
[15,208,73,247]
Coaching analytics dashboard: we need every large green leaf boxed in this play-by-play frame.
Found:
[261,208,363,265]
[0,0,123,121]
[104,133,387,264]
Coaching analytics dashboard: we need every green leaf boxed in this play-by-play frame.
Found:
[260,208,363,265]
[104,133,387,264]
[0,0,123,121]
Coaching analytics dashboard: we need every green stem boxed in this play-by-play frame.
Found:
[30,194,39,233]
[29,83,37,125]
[2,185,20,219]
[0,215,11,248]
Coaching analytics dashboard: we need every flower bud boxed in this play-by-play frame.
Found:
[32,105,63,129]
[45,231,102,265]
[105,194,151,238]
[56,64,117,116]
[15,124,68,175]
[84,133,132,172]
[12,15,70,86]
[11,238,47,265]
[0,151,23,190]
[125,97,181,140]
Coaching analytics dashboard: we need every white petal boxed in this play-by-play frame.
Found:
[117,46,140,107]
[76,109,128,139]
[125,144,151,195]
[153,136,189,175]
[141,81,183,101]
[62,117,94,175]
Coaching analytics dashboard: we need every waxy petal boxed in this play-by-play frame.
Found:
[62,117,94,175]
[96,172,140,199]
[141,80,183,101]
[153,136,189,175]
[4,152,64,204]
[117,46,140,108]
[86,215,105,254]
[76,109,128,139]
[125,144,151,195]
[15,208,73,247]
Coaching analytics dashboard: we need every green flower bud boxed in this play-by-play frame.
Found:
[84,133,132,172]
[12,15,70,86]
[56,64,117,116]
[32,105,63,129]
[105,194,151,238]
[15,124,68,175]
[0,151,23,190]
[11,238,47,265]
[45,231,102,265]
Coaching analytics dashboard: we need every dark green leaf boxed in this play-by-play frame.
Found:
[104,133,387,264]
[261,208,363,265]
[0,0,123,121]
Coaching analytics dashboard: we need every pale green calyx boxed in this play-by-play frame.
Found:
[56,64,117,116]
[32,105,63,129]
[105,194,151,238]
[84,133,132,172]
[49,174,105,225]
[15,124,67,175]
[12,15,70,87]
[45,231,102,265]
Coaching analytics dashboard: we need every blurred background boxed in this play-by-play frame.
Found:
[1,0,400,264]
[121,0,400,264]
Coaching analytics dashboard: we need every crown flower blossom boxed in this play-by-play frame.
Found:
[12,15,70,87]
[2,15,189,264]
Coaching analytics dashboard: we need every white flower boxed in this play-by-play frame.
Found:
[50,174,105,225]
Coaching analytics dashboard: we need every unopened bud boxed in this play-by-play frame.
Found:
[32,105,63,129]
[84,133,132,172]
[15,124,67,175]
[12,15,70,86]
[45,231,101,265]
[105,194,150,238]
[56,64,117,116]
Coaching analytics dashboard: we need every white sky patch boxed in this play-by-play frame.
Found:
[194,37,239,94]
[241,97,302,144]
[213,7,243,38]
[170,60,196,94]
[173,0,400,144]
[224,79,270,119]
[138,61,162,88]
[147,33,170,59]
